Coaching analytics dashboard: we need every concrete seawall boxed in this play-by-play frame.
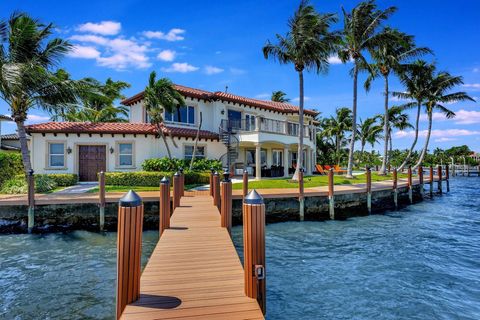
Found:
[0,185,423,234]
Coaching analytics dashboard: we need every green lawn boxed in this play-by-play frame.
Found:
[231,173,409,190]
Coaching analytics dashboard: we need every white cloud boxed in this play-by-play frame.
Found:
[204,65,224,75]
[215,51,222,54]
[157,49,176,62]
[143,28,185,41]
[230,67,246,75]
[68,45,101,59]
[473,68,479,73]
[26,114,50,124]
[328,56,342,64]
[463,83,480,90]
[435,137,458,142]
[395,128,480,139]
[161,62,199,73]
[76,21,121,35]
[292,96,311,102]
[255,93,270,99]
[420,109,480,125]
[69,34,151,70]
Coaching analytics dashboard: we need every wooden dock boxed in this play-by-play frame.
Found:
[120,194,264,319]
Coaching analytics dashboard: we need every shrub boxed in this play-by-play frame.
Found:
[35,175,58,193]
[0,153,24,186]
[0,178,27,194]
[142,157,222,172]
[36,174,78,187]
[105,171,211,186]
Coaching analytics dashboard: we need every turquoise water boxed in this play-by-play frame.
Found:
[1,177,479,319]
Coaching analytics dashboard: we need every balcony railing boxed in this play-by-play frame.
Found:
[220,118,313,139]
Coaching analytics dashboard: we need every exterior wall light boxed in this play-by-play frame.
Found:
[110,147,115,154]
[221,110,225,115]
[66,147,72,154]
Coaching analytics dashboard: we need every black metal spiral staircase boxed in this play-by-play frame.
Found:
[219,120,239,170]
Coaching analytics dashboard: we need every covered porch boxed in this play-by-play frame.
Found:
[231,141,315,179]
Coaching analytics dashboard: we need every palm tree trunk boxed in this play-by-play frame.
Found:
[158,126,172,159]
[413,111,432,170]
[16,120,32,175]
[388,130,392,167]
[292,70,305,181]
[189,112,203,170]
[398,101,421,171]
[346,61,359,178]
[336,135,340,165]
[380,75,389,175]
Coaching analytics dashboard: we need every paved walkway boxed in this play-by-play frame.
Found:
[120,195,264,319]
[53,183,98,194]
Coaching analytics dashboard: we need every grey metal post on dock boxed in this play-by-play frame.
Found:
[179,167,185,196]
[328,168,335,219]
[98,171,106,231]
[209,167,215,197]
[393,168,398,209]
[242,169,248,199]
[298,168,305,221]
[220,171,233,234]
[27,169,35,233]
[159,177,170,236]
[366,166,372,214]
[437,165,443,194]
[407,166,413,204]
[429,165,434,197]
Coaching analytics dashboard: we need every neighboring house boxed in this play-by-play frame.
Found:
[1,133,24,151]
[469,152,480,162]
[25,84,318,181]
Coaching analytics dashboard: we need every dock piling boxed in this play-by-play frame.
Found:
[366,166,372,214]
[27,169,35,233]
[243,190,266,315]
[408,166,413,204]
[418,166,424,198]
[393,168,398,209]
[429,165,434,197]
[209,168,214,197]
[446,164,450,192]
[437,165,443,194]
[99,171,105,231]
[242,169,248,199]
[173,172,181,210]
[220,171,232,233]
[179,167,184,197]
[328,168,335,219]
[299,168,305,221]
[116,190,143,319]
[159,177,170,236]
[213,171,220,211]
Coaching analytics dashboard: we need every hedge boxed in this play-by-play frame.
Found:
[0,175,60,194]
[142,157,222,172]
[105,171,210,187]
[36,174,78,187]
[0,153,24,186]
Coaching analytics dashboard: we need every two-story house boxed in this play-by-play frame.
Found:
[25,84,318,181]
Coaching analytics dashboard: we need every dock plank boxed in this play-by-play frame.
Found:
[121,195,264,320]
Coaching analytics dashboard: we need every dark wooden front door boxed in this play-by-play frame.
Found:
[78,145,106,181]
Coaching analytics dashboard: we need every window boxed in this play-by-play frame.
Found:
[49,143,65,167]
[272,150,283,166]
[118,143,133,166]
[288,123,299,136]
[165,106,195,125]
[185,145,205,160]
[290,151,298,167]
[245,114,256,131]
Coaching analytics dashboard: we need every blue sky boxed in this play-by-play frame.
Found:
[1,0,479,151]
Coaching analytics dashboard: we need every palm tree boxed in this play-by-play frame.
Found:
[358,116,382,155]
[263,0,339,180]
[0,13,85,174]
[144,71,185,159]
[364,28,431,174]
[319,107,352,164]
[271,90,290,102]
[63,105,129,123]
[392,60,436,171]
[338,0,396,178]
[413,70,474,169]
[380,106,413,166]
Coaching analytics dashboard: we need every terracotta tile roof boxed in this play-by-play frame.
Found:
[1,134,21,140]
[25,122,219,140]
[0,115,12,121]
[121,84,319,116]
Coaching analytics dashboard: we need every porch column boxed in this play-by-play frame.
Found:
[255,143,261,180]
[283,145,289,177]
